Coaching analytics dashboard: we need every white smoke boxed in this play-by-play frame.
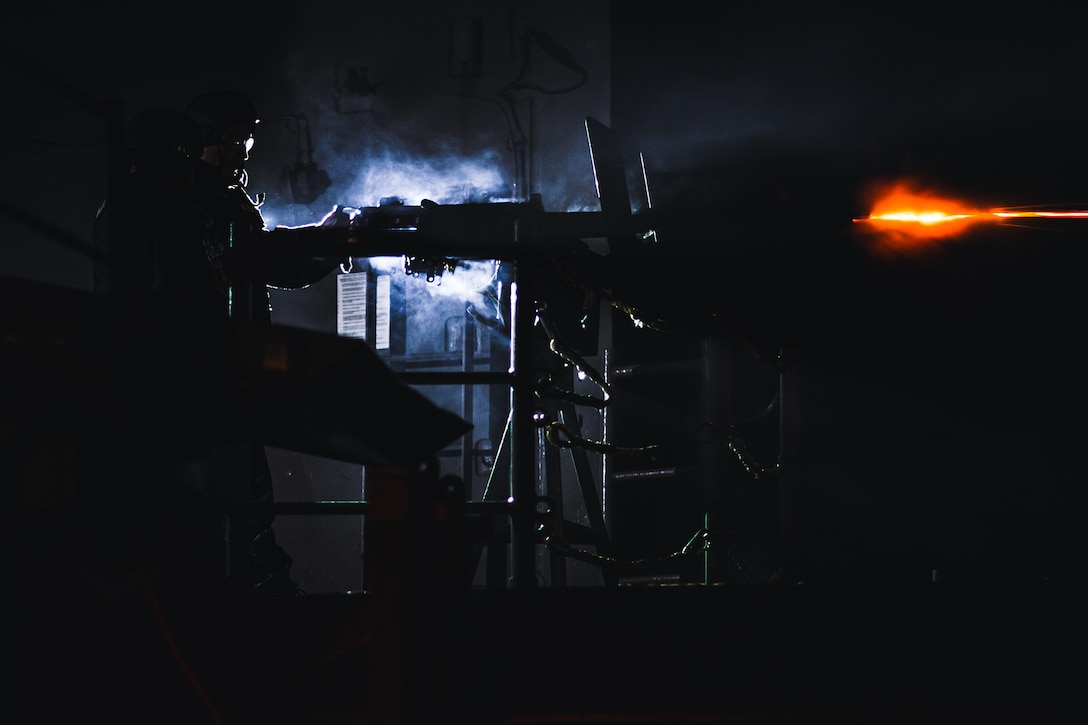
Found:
[343,147,513,207]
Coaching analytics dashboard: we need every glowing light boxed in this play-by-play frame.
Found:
[992,210,1088,218]
[868,210,975,225]
[856,180,987,237]
[854,179,1088,256]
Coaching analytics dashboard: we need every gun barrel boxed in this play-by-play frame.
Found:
[265,203,652,262]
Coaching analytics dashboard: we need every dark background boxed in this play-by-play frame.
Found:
[613,1,1088,585]
[8,1,1088,722]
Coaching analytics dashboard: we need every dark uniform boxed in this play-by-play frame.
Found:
[91,94,341,594]
[182,89,342,594]
[89,108,236,580]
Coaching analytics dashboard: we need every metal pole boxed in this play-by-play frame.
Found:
[778,347,800,581]
[509,260,538,588]
[699,333,729,584]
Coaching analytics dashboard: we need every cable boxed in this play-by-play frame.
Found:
[120,569,224,725]
[533,303,669,464]
[503,29,589,95]
[544,420,657,460]
[544,527,710,573]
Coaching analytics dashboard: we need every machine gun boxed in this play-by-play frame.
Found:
[265,194,649,270]
[260,192,665,337]
[258,116,661,328]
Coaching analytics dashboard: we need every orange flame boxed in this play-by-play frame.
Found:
[854,180,989,255]
[855,179,1088,258]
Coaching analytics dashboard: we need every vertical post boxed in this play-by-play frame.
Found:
[461,313,476,486]
[100,96,136,571]
[699,333,729,585]
[509,262,538,588]
[102,97,129,308]
[778,347,800,581]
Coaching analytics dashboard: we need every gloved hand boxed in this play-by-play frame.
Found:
[318,205,359,228]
